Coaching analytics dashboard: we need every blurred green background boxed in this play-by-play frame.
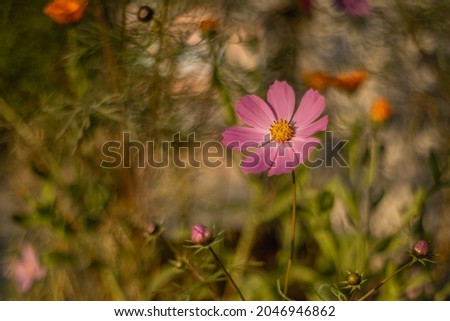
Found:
[0,0,449,300]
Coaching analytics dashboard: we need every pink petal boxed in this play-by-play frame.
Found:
[295,115,328,138]
[267,80,295,121]
[14,264,32,293]
[34,265,47,279]
[268,143,300,176]
[240,147,272,174]
[236,95,276,129]
[291,136,322,163]
[292,89,325,129]
[222,126,267,150]
[10,243,47,292]
[22,244,38,264]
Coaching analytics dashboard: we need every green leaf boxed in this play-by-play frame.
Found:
[318,190,334,212]
[400,188,426,227]
[314,230,339,267]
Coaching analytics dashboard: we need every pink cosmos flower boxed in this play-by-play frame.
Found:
[222,80,328,176]
[6,242,46,293]
[333,0,369,17]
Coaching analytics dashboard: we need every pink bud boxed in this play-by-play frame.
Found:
[191,224,212,244]
[412,240,430,258]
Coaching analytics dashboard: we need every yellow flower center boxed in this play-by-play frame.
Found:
[269,119,294,143]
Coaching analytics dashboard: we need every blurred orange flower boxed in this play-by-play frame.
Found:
[370,98,392,122]
[303,71,332,91]
[199,19,217,34]
[303,70,368,92]
[43,0,88,24]
[331,70,368,92]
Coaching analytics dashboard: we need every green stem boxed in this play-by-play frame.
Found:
[363,131,378,231]
[93,0,120,93]
[358,258,416,301]
[368,132,378,187]
[283,171,297,295]
[208,246,246,301]
[208,45,236,125]
[225,176,262,296]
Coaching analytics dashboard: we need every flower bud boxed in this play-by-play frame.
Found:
[191,224,212,245]
[346,272,362,286]
[145,222,159,235]
[137,6,154,22]
[412,240,430,258]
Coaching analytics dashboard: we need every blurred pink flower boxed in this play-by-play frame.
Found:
[333,0,369,17]
[222,81,328,176]
[6,243,46,293]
